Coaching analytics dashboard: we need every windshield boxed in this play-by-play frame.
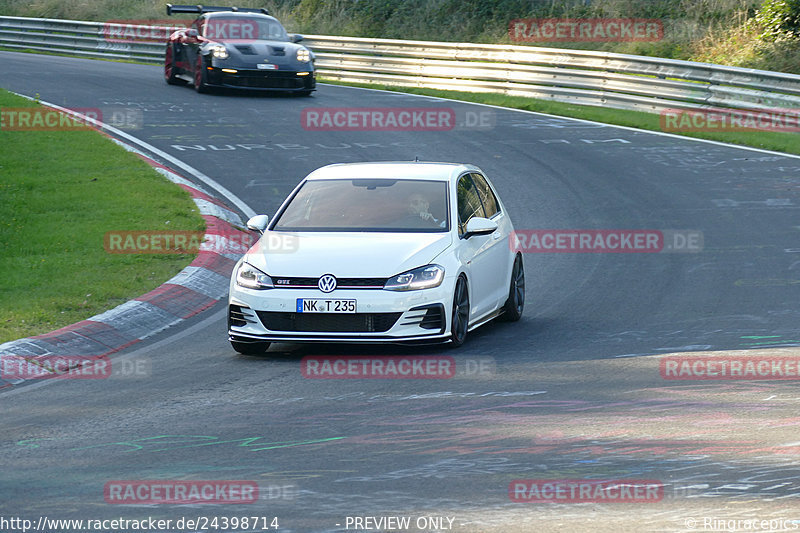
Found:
[272,179,450,232]
[203,15,289,41]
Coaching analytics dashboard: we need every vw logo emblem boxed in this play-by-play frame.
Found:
[318,274,337,293]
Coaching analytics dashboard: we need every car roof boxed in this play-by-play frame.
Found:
[203,12,281,23]
[304,162,480,182]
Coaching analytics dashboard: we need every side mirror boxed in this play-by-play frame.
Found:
[464,217,497,239]
[246,214,269,234]
[186,28,198,38]
[289,34,304,43]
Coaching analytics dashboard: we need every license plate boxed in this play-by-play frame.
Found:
[257,63,278,70]
[296,299,356,313]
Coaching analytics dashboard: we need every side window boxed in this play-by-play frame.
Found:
[471,173,500,218]
[457,174,486,235]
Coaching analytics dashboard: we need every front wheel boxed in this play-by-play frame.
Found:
[231,341,271,355]
[501,254,525,322]
[449,276,470,347]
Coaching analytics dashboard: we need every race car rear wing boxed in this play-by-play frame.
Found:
[166,4,270,15]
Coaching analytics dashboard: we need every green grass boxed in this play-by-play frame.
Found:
[0,89,205,343]
[321,79,800,156]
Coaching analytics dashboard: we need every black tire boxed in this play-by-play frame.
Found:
[297,90,313,96]
[194,54,210,93]
[164,44,184,85]
[449,276,470,347]
[231,341,271,355]
[501,254,525,322]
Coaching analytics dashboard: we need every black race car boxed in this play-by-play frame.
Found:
[164,4,315,95]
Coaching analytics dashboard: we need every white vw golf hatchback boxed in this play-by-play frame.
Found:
[228,161,524,353]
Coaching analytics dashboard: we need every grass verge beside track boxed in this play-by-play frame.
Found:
[0,89,204,343]
[321,79,800,157]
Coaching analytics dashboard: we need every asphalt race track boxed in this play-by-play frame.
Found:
[2,50,800,532]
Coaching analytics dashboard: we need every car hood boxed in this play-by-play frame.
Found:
[244,231,453,278]
[214,40,309,67]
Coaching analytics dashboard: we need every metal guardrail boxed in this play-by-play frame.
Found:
[2,15,800,114]
[0,16,167,62]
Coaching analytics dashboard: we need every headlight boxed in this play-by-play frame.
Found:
[384,265,444,291]
[296,48,310,62]
[236,262,273,290]
[210,44,229,59]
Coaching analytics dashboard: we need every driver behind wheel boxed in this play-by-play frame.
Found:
[407,193,441,224]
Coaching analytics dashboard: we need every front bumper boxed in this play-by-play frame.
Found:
[206,67,315,91]
[228,285,451,345]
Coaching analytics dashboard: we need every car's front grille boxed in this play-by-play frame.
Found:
[256,311,402,332]
[222,72,305,89]
[272,277,388,289]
